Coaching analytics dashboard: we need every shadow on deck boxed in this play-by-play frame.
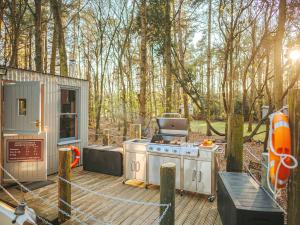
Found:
[0,167,222,225]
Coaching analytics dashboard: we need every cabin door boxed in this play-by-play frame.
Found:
[2,81,47,183]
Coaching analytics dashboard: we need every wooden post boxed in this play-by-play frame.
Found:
[226,113,244,172]
[287,89,300,225]
[160,162,175,225]
[103,129,110,146]
[58,148,71,224]
[129,124,141,139]
[0,81,3,185]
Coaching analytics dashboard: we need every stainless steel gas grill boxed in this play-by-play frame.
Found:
[123,113,217,201]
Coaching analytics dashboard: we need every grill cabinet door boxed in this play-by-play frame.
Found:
[183,159,197,192]
[197,161,212,194]
[125,152,136,180]
[135,153,146,182]
[148,155,162,185]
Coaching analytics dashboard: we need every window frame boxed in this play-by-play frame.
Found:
[58,86,80,142]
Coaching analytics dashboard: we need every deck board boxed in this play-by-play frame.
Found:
[0,167,222,225]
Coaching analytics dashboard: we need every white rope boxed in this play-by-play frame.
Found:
[59,198,110,225]
[0,184,20,204]
[155,204,170,225]
[58,176,171,224]
[58,176,169,207]
[0,184,54,225]
[245,146,268,168]
[0,165,87,225]
[245,166,287,215]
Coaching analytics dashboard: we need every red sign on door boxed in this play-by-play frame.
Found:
[7,139,43,162]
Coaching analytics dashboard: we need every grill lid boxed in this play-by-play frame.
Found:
[156,113,188,136]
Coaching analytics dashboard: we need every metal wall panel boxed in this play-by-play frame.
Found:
[2,68,89,175]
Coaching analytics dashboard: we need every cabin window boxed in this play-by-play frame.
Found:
[60,89,78,140]
[18,98,27,116]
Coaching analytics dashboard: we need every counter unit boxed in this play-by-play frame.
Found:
[123,139,218,199]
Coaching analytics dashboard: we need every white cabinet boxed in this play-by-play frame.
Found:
[148,154,181,189]
[183,159,212,195]
[197,161,212,194]
[183,159,197,192]
[148,155,162,185]
[125,152,146,182]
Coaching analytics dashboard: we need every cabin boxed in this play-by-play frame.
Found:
[0,67,88,183]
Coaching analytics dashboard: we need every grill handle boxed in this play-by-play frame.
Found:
[161,113,181,118]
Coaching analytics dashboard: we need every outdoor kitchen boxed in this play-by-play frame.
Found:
[123,113,218,201]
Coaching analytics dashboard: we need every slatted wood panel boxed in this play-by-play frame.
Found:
[0,167,222,225]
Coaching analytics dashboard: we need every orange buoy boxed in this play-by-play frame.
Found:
[269,112,291,188]
[70,146,80,169]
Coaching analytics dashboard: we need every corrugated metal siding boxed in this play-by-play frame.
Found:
[3,68,89,174]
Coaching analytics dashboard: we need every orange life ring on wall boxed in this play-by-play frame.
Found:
[269,112,291,188]
[70,146,80,169]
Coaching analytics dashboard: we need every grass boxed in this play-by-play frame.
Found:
[190,120,267,142]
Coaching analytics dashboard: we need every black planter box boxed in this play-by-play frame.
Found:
[217,172,284,225]
[83,146,123,176]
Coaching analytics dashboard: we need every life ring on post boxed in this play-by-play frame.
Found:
[269,112,291,188]
[70,146,80,169]
[268,112,298,196]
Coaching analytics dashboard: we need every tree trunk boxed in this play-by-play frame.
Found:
[9,0,19,67]
[206,0,212,136]
[50,21,58,74]
[226,114,244,172]
[273,0,286,110]
[139,0,147,133]
[50,0,68,76]
[43,23,48,73]
[28,29,32,70]
[34,0,43,72]
[177,0,190,128]
[164,0,172,112]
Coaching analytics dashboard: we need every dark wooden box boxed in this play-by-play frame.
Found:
[217,172,284,225]
[83,146,123,176]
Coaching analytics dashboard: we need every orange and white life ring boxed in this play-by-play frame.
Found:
[70,146,80,169]
[268,112,298,195]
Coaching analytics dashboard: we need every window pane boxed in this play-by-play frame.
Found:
[60,115,76,139]
[61,89,76,113]
[18,99,26,116]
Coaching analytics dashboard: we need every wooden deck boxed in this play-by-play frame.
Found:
[0,167,222,225]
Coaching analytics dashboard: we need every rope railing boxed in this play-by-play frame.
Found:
[59,198,110,225]
[0,164,170,225]
[57,176,170,225]
[0,183,53,225]
[0,165,89,225]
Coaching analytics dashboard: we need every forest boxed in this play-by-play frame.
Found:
[0,0,300,143]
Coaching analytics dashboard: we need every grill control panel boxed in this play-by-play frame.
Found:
[147,144,199,157]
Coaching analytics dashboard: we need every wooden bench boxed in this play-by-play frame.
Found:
[217,172,284,225]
